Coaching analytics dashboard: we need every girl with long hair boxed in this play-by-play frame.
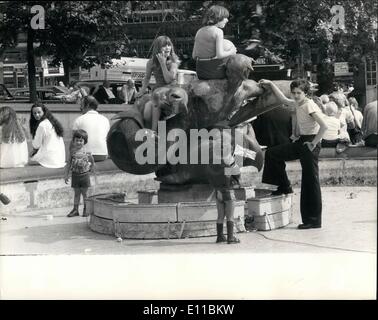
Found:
[136,35,180,131]
[29,102,66,168]
[0,106,28,168]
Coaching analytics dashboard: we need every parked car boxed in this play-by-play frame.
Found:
[73,80,131,104]
[0,85,73,103]
[12,88,67,102]
[50,85,70,95]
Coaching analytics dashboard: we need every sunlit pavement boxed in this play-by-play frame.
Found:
[1,186,376,255]
[1,185,376,300]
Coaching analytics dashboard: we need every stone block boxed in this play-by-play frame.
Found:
[90,197,177,223]
[138,190,158,204]
[177,201,245,222]
[252,210,291,231]
[247,189,292,216]
[112,203,177,223]
[158,184,216,203]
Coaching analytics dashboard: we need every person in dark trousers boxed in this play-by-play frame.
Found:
[259,79,328,230]
[94,81,119,104]
[252,105,293,148]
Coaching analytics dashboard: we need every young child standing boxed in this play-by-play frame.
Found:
[206,128,242,244]
[208,161,241,244]
[192,5,237,80]
[64,129,96,217]
[136,35,180,132]
[259,79,328,230]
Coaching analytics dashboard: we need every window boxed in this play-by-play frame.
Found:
[366,60,377,86]
[3,66,13,72]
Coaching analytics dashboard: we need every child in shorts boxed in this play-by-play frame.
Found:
[64,129,96,217]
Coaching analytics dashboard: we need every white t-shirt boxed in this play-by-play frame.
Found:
[72,110,110,156]
[323,116,341,140]
[336,109,351,142]
[0,140,28,168]
[31,119,66,168]
[295,99,322,135]
[353,109,363,128]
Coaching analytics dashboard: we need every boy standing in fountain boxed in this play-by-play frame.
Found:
[207,130,241,244]
[65,129,97,217]
[208,161,241,244]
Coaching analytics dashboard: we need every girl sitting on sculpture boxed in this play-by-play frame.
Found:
[192,5,237,80]
[136,35,180,132]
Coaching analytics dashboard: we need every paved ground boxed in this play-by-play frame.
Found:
[0,186,376,300]
[1,186,376,255]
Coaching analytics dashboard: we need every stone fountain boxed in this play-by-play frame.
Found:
[86,54,294,239]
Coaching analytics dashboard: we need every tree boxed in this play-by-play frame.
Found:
[0,1,42,102]
[38,1,133,85]
[193,0,377,92]
[0,1,133,99]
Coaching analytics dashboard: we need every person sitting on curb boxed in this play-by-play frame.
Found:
[94,81,119,104]
[321,101,342,148]
[361,100,377,148]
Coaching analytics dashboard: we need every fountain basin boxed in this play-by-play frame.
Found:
[86,193,246,239]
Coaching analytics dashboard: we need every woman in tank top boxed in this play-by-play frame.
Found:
[192,5,237,80]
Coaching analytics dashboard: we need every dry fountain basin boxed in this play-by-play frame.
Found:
[86,184,252,239]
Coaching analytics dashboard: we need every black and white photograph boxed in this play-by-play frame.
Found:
[0,0,376,303]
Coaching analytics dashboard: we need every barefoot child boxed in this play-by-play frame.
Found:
[64,129,96,217]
